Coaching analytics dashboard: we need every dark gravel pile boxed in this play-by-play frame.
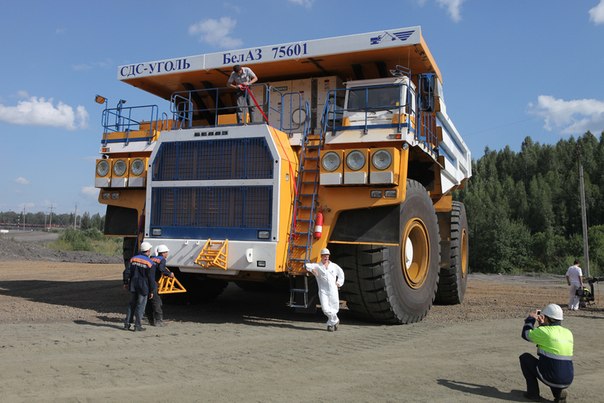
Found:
[0,235,121,264]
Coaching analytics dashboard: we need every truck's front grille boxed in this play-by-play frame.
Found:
[152,138,273,181]
[149,137,274,240]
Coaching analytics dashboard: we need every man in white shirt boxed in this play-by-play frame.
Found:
[227,64,258,124]
[305,248,345,331]
[565,260,583,311]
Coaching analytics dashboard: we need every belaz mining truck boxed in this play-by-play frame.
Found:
[94,26,471,324]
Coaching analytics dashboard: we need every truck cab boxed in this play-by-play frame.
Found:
[343,76,416,129]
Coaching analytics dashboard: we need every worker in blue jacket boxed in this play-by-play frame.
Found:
[519,303,573,402]
[146,244,174,327]
[123,241,156,332]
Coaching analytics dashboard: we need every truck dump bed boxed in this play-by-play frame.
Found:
[119,26,441,100]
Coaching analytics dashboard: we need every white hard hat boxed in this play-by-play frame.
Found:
[139,242,153,252]
[156,244,169,254]
[320,248,330,255]
[541,303,563,321]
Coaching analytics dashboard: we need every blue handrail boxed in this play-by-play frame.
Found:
[101,104,159,145]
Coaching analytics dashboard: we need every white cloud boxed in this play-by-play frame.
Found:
[0,96,88,130]
[15,177,30,185]
[436,0,465,22]
[590,0,604,24]
[528,95,604,135]
[288,0,314,7]
[188,17,242,48]
[81,186,98,199]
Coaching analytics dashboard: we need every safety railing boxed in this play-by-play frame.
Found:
[322,84,411,133]
[170,84,273,129]
[101,104,159,145]
[321,84,438,152]
[168,84,311,135]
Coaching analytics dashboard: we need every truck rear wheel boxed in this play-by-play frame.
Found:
[334,180,440,324]
[435,201,469,304]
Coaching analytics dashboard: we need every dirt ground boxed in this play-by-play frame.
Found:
[0,235,603,402]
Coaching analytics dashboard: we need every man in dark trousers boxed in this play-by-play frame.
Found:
[123,241,155,332]
[227,64,258,124]
[146,244,174,327]
[519,303,573,402]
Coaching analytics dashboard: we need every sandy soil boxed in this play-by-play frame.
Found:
[0,260,603,403]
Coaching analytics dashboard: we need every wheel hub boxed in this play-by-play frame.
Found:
[401,218,429,289]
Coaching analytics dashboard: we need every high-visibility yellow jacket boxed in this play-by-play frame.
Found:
[522,317,574,387]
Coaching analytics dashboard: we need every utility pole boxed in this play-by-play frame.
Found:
[579,161,590,277]
[49,204,54,230]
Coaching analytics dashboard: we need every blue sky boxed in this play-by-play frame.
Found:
[2,0,604,216]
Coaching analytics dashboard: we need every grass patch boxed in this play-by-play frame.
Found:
[50,228,121,256]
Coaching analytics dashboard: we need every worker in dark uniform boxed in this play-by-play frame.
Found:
[146,244,174,327]
[123,241,156,332]
[519,303,573,402]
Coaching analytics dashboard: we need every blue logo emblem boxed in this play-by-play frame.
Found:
[370,30,414,45]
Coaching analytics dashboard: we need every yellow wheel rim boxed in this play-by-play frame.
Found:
[402,218,430,289]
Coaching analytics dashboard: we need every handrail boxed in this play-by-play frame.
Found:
[170,84,271,129]
[101,104,158,145]
[320,83,438,151]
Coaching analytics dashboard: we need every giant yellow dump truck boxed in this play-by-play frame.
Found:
[95,26,471,324]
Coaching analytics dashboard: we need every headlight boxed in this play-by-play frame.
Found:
[346,150,366,171]
[96,160,110,177]
[130,158,145,176]
[113,159,127,176]
[321,152,341,172]
[372,149,392,170]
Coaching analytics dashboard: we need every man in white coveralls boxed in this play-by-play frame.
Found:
[305,248,345,331]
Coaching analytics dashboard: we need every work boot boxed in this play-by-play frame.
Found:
[134,326,146,332]
[554,389,567,403]
[327,325,334,332]
[154,320,165,327]
[123,323,131,331]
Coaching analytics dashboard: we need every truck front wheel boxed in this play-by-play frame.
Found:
[335,180,440,324]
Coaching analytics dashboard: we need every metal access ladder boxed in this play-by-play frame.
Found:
[194,239,229,270]
[287,104,325,309]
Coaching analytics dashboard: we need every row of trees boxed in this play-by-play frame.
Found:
[457,132,604,276]
[0,211,104,231]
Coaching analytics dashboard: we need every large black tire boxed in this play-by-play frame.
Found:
[334,180,440,324]
[435,201,469,304]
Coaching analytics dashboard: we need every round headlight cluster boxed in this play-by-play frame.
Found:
[321,151,341,172]
[371,149,393,170]
[130,158,145,176]
[96,160,110,177]
[113,159,127,176]
[346,150,366,171]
